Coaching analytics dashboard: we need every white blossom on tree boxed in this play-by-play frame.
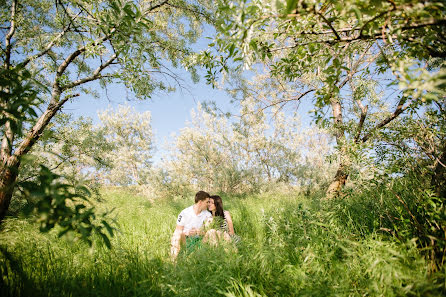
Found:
[149,100,335,197]
[98,104,153,186]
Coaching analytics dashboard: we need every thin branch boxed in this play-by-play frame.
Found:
[400,36,446,58]
[21,17,79,67]
[62,54,118,90]
[51,28,116,104]
[361,97,415,143]
[56,0,84,35]
[270,17,446,53]
[165,1,212,22]
[58,93,80,106]
[359,6,394,38]
[354,103,368,143]
[56,29,115,78]
[316,9,341,40]
[146,0,169,12]
[258,89,315,113]
[4,0,17,69]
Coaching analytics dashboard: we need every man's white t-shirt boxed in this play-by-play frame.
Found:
[177,205,212,234]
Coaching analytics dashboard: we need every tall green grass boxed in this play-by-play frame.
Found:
[0,188,443,296]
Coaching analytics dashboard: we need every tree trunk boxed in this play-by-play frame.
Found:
[0,91,63,224]
[0,162,19,223]
[326,97,349,198]
[326,162,349,198]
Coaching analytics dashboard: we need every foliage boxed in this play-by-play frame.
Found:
[11,114,112,207]
[0,0,214,222]
[148,101,335,197]
[18,165,115,248]
[4,104,152,243]
[198,0,446,193]
[0,65,43,135]
[350,102,446,270]
[374,102,446,197]
[15,104,154,198]
[333,172,445,273]
[98,104,153,185]
[0,188,444,297]
[205,0,445,101]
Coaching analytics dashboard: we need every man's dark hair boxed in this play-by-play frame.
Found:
[195,191,210,203]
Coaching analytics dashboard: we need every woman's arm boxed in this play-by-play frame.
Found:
[224,211,235,235]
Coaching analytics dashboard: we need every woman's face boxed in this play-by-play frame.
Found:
[208,199,216,212]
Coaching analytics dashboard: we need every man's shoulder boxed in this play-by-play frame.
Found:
[180,205,194,215]
[177,205,194,225]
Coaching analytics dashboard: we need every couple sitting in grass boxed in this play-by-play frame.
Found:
[170,191,238,259]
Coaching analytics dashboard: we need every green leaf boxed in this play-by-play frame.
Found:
[102,220,115,237]
[285,0,298,15]
[99,231,112,249]
[351,7,362,25]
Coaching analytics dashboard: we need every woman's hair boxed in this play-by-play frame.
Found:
[210,195,225,218]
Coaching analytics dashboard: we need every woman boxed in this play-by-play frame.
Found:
[204,195,238,244]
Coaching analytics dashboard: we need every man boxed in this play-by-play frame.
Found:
[170,191,212,259]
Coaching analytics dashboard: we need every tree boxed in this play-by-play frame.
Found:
[375,101,446,198]
[0,0,213,222]
[200,0,446,197]
[10,114,112,211]
[11,105,153,216]
[151,101,334,197]
[98,104,153,185]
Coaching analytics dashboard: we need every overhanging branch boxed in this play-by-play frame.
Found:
[62,54,118,90]
[21,13,81,67]
[361,97,415,143]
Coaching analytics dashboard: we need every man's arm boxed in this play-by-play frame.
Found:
[170,225,184,260]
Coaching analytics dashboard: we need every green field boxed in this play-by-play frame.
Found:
[0,188,444,296]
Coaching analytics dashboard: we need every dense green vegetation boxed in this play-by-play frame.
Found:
[1,1,444,295]
[1,184,444,297]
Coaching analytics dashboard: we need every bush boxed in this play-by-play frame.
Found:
[332,174,445,273]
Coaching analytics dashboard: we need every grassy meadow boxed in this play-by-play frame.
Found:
[0,188,444,297]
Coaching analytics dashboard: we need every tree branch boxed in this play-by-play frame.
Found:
[21,13,80,67]
[164,1,212,22]
[2,0,18,164]
[12,93,79,162]
[270,17,446,53]
[146,0,169,12]
[51,28,116,105]
[354,103,368,143]
[359,6,395,39]
[56,29,115,80]
[4,0,17,69]
[361,97,415,143]
[316,9,340,40]
[258,89,315,113]
[1,122,14,163]
[62,54,118,90]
